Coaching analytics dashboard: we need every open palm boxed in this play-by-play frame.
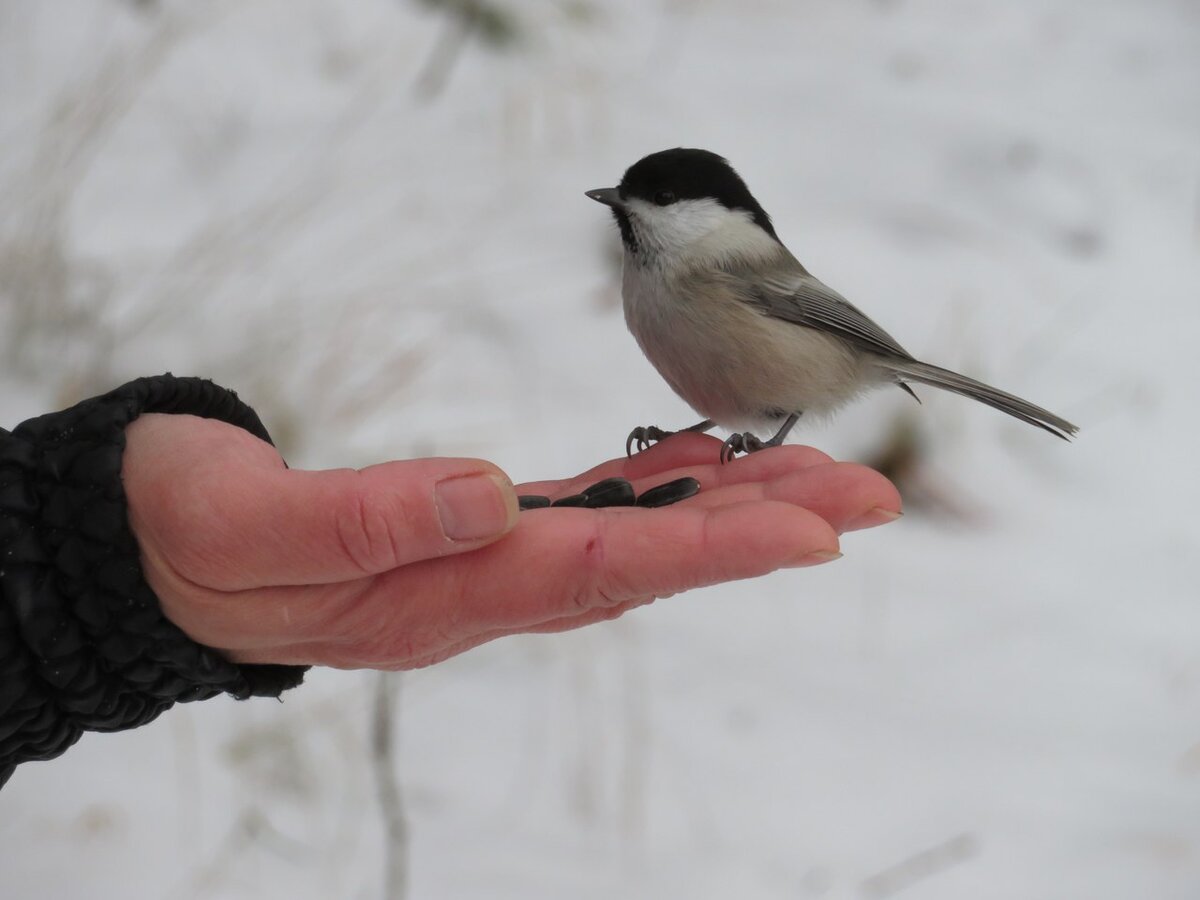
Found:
[122,414,900,670]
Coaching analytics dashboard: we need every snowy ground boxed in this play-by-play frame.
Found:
[2,1,1199,897]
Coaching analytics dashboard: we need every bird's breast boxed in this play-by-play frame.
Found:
[621,263,867,428]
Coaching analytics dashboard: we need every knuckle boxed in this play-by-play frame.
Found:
[354,619,457,669]
[565,520,624,612]
[333,486,404,575]
[593,600,634,623]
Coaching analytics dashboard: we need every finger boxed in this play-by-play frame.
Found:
[298,499,842,666]
[518,441,834,498]
[516,595,657,635]
[518,444,847,512]
[151,457,521,590]
[623,445,840,495]
[469,499,841,620]
[229,595,655,669]
[621,462,902,532]
[211,494,843,668]
[764,462,901,531]
[514,432,723,496]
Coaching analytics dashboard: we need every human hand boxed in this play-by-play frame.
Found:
[123,414,900,670]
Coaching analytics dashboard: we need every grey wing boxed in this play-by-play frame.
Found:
[747,270,915,362]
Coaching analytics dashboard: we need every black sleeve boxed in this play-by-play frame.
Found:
[0,374,308,789]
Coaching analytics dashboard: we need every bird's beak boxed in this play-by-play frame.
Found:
[585,187,625,210]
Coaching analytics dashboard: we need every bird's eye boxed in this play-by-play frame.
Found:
[653,190,676,206]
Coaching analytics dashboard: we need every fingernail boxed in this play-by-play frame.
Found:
[845,507,903,532]
[789,549,843,568]
[435,474,519,541]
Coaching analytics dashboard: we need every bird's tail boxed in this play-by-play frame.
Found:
[883,359,1078,441]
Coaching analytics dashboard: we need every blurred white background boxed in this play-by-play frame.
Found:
[2,1,1199,897]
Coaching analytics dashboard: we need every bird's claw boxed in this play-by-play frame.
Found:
[719,432,766,464]
[625,424,673,457]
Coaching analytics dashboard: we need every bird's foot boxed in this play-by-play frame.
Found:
[626,425,674,457]
[719,431,767,464]
[626,419,716,457]
[719,413,801,464]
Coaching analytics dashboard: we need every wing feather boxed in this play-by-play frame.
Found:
[713,255,1078,439]
[745,269,915,361]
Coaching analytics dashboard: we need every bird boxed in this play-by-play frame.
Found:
[585,148,1078,463]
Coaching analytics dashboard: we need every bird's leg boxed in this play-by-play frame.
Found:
[719,413,801,464]
[626,419,715,457]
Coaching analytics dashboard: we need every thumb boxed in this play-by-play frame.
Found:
[126,415,520,589]
[219,459,521,587]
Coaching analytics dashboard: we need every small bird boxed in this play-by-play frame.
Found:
[586,148,1078,462]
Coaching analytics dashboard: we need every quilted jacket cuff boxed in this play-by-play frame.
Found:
[0,375,308,787]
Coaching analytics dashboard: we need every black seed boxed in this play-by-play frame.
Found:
[551,493,589,507]
[582,477,636,507]
[582,476,627,497]
[636,477,701,508]
[518,495,551,511]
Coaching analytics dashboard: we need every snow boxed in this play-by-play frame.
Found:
[2,0,1199,897]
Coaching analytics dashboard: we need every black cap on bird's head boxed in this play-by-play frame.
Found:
[586,148,778,250]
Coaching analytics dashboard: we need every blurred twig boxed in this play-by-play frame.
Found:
[411,0,600,99]
[371,672,409,900]
[618,622,649,846]
[0,5,206,393]
[412,0,522,99]
[860,832,978,898]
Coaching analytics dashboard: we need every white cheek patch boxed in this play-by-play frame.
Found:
[626,197,778,269]
[627,198,726,254]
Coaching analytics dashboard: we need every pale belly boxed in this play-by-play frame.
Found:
[623,273,870,430]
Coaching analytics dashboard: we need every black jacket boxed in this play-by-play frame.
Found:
[0,375,307,788]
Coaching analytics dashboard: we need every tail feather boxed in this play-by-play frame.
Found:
[883,360,1078,441]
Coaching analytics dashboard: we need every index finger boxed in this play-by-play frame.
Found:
[516,433,833,497]
[316,499,842,665]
